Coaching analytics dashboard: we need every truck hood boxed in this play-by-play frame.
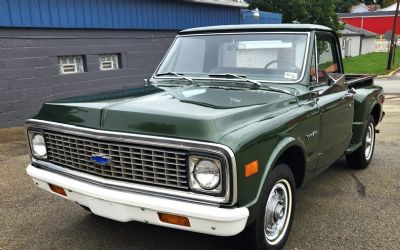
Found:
[34,85,298,142]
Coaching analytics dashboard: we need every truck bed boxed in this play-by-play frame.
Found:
[345,74,376,87]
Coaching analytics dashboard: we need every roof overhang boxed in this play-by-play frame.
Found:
[339,10,397,18]
[179,24,332,35]
[181,0,248,8]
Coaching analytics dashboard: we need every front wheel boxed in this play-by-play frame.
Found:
[346,115,376,169]
[241,164,296,250]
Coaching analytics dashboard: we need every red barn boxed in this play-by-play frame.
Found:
[339,10,399,35]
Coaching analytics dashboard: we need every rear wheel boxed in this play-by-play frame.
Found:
[346,115,376,169]
[241,164,296,250]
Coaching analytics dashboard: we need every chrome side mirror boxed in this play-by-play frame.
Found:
[327,73,346,87]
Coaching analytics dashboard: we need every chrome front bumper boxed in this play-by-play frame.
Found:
[27,164,249,236]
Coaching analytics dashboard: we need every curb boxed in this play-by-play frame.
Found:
[386,95,400,99]
[376,65,400,78]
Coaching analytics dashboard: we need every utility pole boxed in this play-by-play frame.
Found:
[387,0,400,70]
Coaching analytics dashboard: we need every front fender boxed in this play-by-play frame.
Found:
[221,125,311,225]
[219,100,319,225]
[240,136,307,224]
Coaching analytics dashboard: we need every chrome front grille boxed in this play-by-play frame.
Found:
[44,131,189,190]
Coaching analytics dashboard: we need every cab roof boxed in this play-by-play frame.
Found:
[179,24,332,35]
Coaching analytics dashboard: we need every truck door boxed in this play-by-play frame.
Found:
[311,33,354,169]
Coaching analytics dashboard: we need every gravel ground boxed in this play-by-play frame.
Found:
[0,97,399,250]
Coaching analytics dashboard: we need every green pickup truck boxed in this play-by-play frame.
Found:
[26,24,384,250]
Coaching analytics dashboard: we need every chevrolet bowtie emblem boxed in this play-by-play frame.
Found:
[90,154,111,166]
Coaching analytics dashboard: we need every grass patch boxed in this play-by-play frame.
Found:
[343,49,400,75]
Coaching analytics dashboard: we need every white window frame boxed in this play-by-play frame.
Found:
[99,53,120,71]
[58,56,85,74]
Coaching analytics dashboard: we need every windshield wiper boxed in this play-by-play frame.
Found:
[155,72,193,84]
[208,73,261,88]
[209,73,295,95]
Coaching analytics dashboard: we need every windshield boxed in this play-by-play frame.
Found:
[156,33,309,83]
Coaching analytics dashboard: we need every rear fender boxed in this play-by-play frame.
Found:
[348,87,383,153]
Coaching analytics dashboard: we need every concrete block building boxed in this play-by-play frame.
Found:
[0,0,281,127]
[340,24,378,57]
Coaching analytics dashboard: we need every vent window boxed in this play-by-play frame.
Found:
[99,53,120,71]
[58,56,85,74]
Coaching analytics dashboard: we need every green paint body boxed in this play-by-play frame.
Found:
[31,27,384,225]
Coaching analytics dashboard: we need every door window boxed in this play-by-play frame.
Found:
[311,35,340,84]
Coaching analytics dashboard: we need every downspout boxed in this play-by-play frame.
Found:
[359,35,363,56]
[361,17,364,30]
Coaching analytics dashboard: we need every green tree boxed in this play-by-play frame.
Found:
[381,0,396,8]
[363,0,396,8]
[335,0,361,13]
[248,0,343,31]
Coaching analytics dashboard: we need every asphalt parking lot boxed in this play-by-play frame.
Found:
[1,96,399,250]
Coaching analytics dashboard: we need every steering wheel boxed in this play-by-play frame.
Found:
[264,60,299,71]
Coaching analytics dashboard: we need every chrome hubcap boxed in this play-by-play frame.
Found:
[264,180,292,245]
[365,123,375,160]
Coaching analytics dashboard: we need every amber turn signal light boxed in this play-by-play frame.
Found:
[380,95,385,104]
[158,212,190,227]
[48,183,67,196]
[245,160,259,177]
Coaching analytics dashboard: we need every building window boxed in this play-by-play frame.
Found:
[58,56,85,74]
[99,53,120,71]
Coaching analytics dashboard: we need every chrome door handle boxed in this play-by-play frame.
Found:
[342,92,354,100]
[342,88,356,100]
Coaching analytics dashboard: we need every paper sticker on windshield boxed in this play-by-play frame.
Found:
[284,72,298,80]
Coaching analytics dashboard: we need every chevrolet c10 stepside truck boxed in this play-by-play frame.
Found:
[25,24,385,250]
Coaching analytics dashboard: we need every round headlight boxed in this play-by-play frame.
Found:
[31,134,47,158]
[193,159,220,190]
